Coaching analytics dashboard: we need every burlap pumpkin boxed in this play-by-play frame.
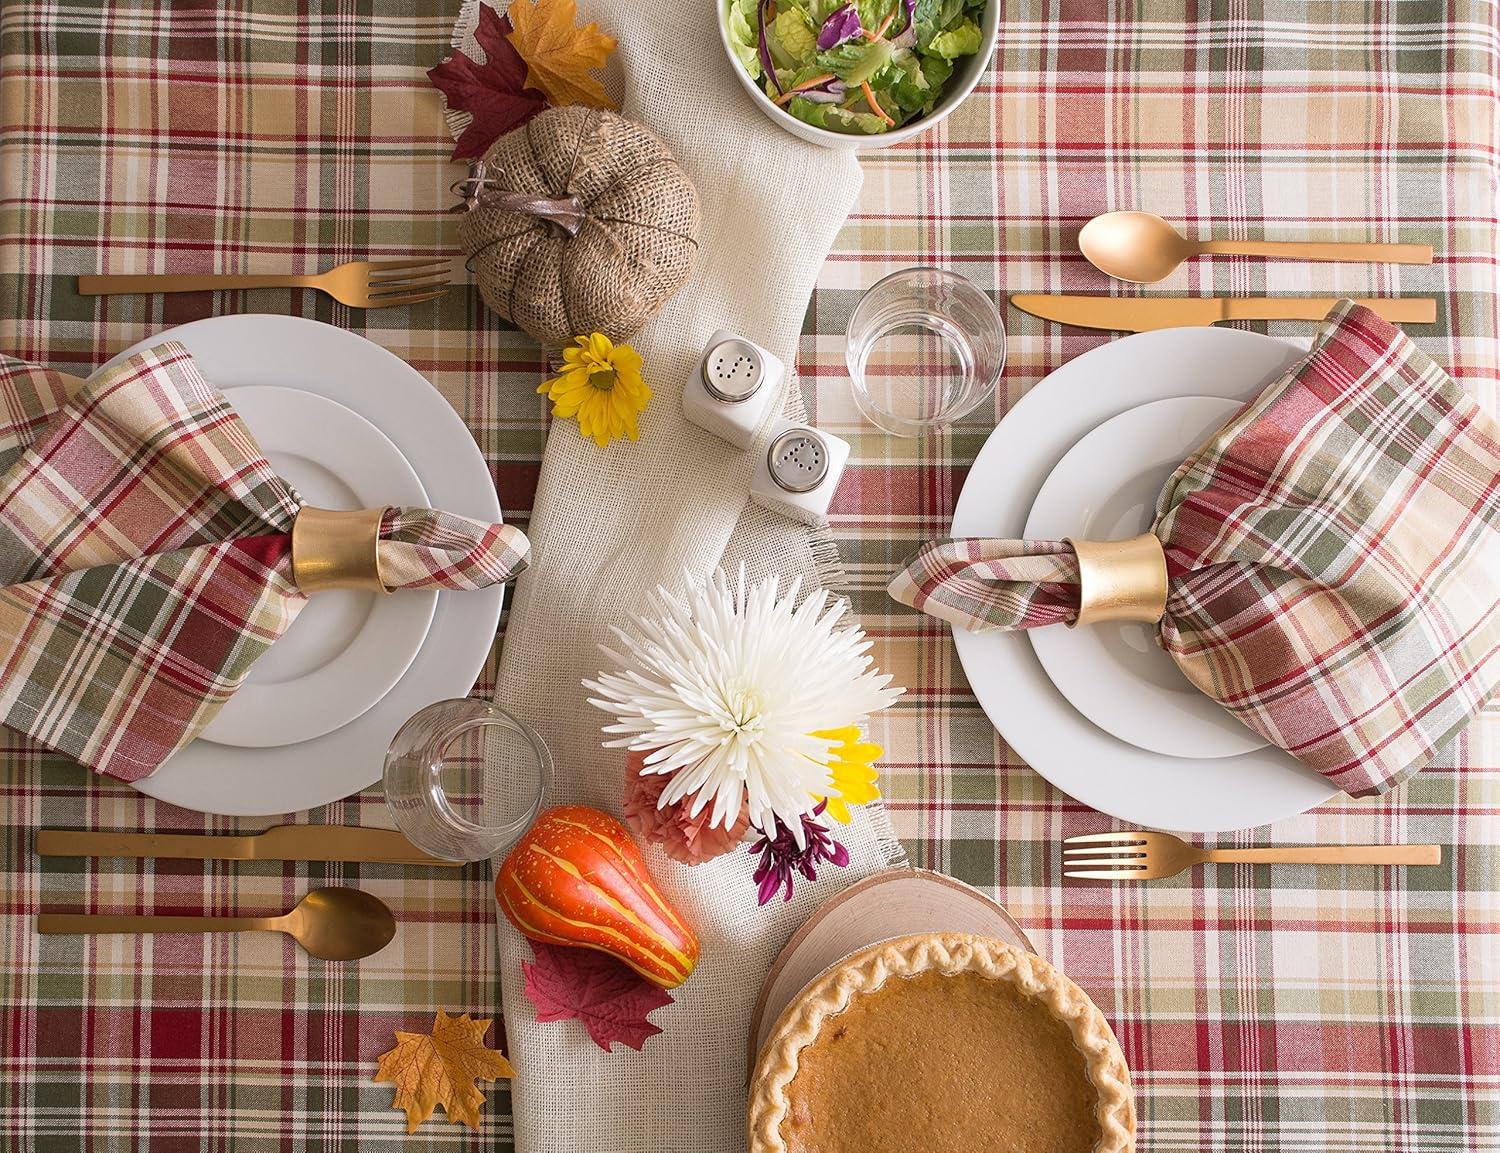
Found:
[457,106,700,349]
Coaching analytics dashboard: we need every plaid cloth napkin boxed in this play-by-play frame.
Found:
[0,341,530,783]
[891,301,1500,798]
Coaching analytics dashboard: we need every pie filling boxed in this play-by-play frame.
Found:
[779,968,1104,1153]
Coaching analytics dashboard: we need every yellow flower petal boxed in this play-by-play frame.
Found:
[810,728,883,822]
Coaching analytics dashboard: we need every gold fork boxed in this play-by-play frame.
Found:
[1063,830,1441,880]
[77,258,452,309]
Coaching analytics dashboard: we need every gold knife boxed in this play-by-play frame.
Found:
[36,825,462,867]
[1010,295,1437,332]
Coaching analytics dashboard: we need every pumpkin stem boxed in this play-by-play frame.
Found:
[451,161,587,237]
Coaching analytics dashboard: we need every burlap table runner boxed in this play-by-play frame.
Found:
[447,2,907,1148]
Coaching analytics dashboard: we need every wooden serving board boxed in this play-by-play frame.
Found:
[747,867,1036,1065]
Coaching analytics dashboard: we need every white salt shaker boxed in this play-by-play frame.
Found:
[682,330,785,449]
[750,419,850,526]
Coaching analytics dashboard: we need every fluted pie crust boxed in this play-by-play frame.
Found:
[747,932,1135,1153]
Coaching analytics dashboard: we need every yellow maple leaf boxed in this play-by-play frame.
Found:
[373,1010,515,1133]
[506,0,618,110]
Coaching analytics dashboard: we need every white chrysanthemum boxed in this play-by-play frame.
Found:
[584,570,901,844]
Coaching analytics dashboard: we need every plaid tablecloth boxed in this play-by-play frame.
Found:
[1,1,1496,1151]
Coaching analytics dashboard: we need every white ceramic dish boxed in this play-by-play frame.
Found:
[95,317,505,816]
[1025,395,1269,760]
[950,327,1336,833]
[717,0,1000,150]
[197,386,436,750]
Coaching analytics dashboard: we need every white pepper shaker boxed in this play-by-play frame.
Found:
[750,418,850,526]
[681,330,785,449]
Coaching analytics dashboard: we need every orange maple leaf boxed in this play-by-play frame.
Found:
[373,1010,515,1133]
[506,0,618,110]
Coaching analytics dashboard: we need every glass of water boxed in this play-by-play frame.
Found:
[845,267,1006,437]
[383,699,551,862]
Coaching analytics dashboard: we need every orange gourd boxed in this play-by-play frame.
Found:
[495,805,699,989]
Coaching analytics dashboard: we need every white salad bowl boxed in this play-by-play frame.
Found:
[718,0,999,150]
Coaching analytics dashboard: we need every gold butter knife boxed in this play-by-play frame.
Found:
[1011,294,1437,332]
[36,825,461,867]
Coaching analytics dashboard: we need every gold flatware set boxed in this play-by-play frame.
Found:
[1063,830,1442,881]
[38,824,462,867]
[36,824,452,960]
[78,257,453,310]
[1078,210,1433,283]
[57,211,1437,908]
[1016,209,1434,331]
[1012,294,1435,333]
[38,887,396,961]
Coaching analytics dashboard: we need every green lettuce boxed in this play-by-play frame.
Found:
[927,17,981,60]
[885,55,933,113]
[816,37,893,84]
[855,0,898,30]
[725,0,761,79]
[786,96,891,134]
[770,4,819,67]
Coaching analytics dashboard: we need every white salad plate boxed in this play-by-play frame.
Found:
[950,327,1336,832]
[1024,395,1269,760]
[96,316,505,816]
[196,386,436,750]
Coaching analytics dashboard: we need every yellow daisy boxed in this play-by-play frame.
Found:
[538,333,652,448]
[811,726,883,824]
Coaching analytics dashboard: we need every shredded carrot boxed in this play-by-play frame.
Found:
[861,80,896,126]
[871,10,897,39]
[774,72,838,106]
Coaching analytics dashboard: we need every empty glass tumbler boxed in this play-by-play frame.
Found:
[846,267,1006,437]
[383,699,551,862]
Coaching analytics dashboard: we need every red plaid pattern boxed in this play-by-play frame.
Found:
[0,343,529,782]
[891,302,1500,796]
[2,1,1497,1151]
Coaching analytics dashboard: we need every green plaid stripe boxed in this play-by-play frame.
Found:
[2,1,1497,1151]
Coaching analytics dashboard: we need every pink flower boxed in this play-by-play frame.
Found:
[621,750,750,865]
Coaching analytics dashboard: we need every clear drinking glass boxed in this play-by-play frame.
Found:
[845,266,1006,437]
[383,699,551,862]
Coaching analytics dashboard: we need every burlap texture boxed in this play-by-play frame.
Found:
[458,106,700,349]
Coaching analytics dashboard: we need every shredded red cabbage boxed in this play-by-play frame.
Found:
[757,0,783,93]
[816,4,863,49]
[796,78,850,102]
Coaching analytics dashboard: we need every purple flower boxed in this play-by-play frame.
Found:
[749,802,851,905]
[817,4,864,49]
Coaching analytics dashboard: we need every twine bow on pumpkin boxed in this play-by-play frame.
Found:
[0,343,530,782]
[451,160,588,236]
[455,106,701,349]
[890,302,1500,799]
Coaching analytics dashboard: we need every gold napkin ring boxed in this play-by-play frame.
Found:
[1066,534,1168,627]
[291,507,387,594]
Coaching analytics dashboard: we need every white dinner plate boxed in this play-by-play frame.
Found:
[950,327,1336,833]
[96,316,505,816]
[197,386,436,749]
[1025,395,1269,760]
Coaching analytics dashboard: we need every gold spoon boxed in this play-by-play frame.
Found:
[37,887,396,962]
[1079,210,1433,284]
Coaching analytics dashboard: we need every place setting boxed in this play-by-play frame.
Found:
[2,0,1497,1151]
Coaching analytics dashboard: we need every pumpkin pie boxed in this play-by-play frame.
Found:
[747,932,1135,1153]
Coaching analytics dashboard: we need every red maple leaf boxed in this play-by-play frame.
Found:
[521,941,674,1052]
[427,4,547,161]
